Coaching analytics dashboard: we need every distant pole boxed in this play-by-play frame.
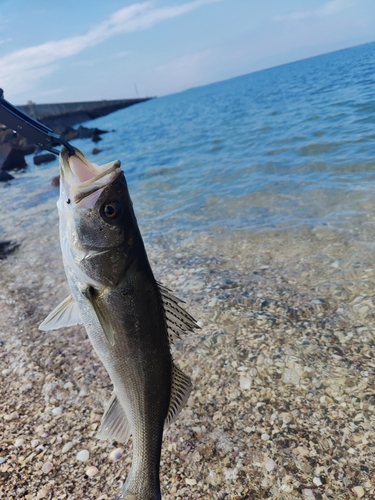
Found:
[134,84,139,97]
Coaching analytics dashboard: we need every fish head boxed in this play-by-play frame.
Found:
[58,146,135,287]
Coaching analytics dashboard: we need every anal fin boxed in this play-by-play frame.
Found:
[97,391,131,444]
[39,295,82,331]
[165,363,192,428]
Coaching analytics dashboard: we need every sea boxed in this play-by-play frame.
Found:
[2,43,375,242]
[1,42,375,497]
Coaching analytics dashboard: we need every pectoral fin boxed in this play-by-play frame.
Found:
[39,295,82,331]
[97,392,131,444]
[165,363,192,428]
[83,287,116,346]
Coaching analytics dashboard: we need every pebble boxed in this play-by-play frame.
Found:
[239,375,251,390]
[20,383,33,392]
[302,490,316,500]
[4,411,19,421]
[261,433,270,441]
[282,368,300,386]
[62,441,74,453]
[264,457,277,472]
[51,406,62,415]
[79,385,88,397]
[42,461,53,474]
[37,487,48,498]
[76,449,90,462]
[14,438,24,447]
[108,448,123,461]
[1,368,11,376]
[295,446,309,457]
[0,457,6,464]
[86,465,99,477]
[185,478,197,486]
[352,486,365,498]
[224,468,236,480]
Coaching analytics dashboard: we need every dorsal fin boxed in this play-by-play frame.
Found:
[97,391,131,444]
[157,282,199,342]
[165,363,192,428]
[39,295,82,331]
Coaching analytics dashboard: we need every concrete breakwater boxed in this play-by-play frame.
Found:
[0,97,152,178]
[18,97,152,128]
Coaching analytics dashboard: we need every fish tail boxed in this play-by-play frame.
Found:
[114,470,161,500]
[114,489,161,500]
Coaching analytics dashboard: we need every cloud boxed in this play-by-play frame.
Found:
[273,0,360,22]
[0,0,220,98]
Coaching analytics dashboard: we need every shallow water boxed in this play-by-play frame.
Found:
[1,43,375,498]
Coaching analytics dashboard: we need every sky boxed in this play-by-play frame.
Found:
[0,0,375,104]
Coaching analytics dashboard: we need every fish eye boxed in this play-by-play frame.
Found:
[101,202,121,220]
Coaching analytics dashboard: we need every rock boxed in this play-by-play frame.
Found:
[86,466,99,477]
[42,461,53,473]
[37,487,49,498]
[62,441,74,453]
[74,125,106,140]
[302,490,316,500]
[264,457,277,472]
[295,446,309,457]
[33,153,56,165]
[108,448,124,461]
[352,486,365,498]
[0,144,27,171]
[51,175,60,187]
[185,478,197,486]
[0,241,19,259]
[239,375,251,390]
[282,368,300,386]
[0,128,18,144]
[75,125,95,139]
[76,449,90,461]
[20,383,33,393]
[0,171,14,181]
[92,132,102,143]
[4,411,19,421]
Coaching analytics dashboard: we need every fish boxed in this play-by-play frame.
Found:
[39,147,198,500]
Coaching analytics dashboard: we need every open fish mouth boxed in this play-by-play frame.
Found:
[60,146,121,208]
